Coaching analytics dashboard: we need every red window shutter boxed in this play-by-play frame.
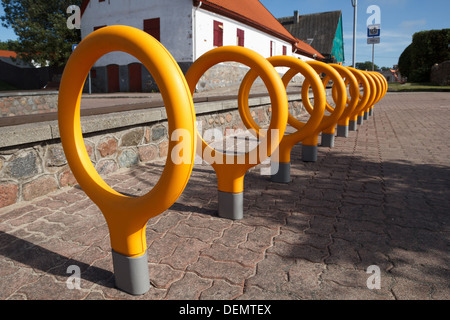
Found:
[283,45,287,55]
[144,18,160,41]
[270,41,274,57]
[214,20,223,47]
[237,29,245,47]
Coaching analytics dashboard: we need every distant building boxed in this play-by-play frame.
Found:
[278,10,344,64]
[80,0,324,93]
[381,65,404,83]
[0,50,52,90]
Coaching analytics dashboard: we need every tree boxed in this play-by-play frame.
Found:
[355,61,380,71]
[0,0,82,67]
[398,29,450,82]
[398,43,412,79]
[0,39,18,50]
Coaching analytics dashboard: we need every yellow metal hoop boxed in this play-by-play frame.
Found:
[185,46,288,193]
[238,55,326,163]
[58,26,197,257]
[298,60,347,145]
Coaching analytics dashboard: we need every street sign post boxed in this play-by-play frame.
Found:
[367,24,380,71]
[367,37,380,44]
[367,24,380,38]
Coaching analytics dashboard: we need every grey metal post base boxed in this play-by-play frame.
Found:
[112,249,150,295]
[302,144,317,162]
[349,120,357,131]
[321,133,335,148]
[357,115,364,125]
[369,109,373,116]
[337,125,349,137]
[270,162,291,183]
[363,111,368,120]
[218,191,243,220]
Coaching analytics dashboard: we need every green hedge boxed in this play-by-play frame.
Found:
[398,29,450,82]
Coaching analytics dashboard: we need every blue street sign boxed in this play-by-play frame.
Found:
[367,24,381,37]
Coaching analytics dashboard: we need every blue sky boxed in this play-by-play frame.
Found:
[261,0,450,67]
[1,1,449,67]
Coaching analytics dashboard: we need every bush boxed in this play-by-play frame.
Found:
[398,29,450,82]
[398,44,412,79]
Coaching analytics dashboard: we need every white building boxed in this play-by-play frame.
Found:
[80,0,323,92]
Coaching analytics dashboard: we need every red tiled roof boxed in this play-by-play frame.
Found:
[196,0,297,43]
[0,50,17,59]
[80,0,323,59]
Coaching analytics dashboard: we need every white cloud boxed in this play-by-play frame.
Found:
[400,19,426,29]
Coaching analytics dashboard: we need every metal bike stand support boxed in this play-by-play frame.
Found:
[357,115,364,125]
[321,133,335,148]
[349,120,357,131]
[363,111,369,120]
[218,191,244,220]
[302,144,318,162]
[112,249,150,295]
[369,109,373,116]
[270,161,291,183]
[337,125,349,137]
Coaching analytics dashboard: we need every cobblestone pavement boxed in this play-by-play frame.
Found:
[0,92,449,300]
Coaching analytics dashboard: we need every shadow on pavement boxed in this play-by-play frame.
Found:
[0,231,114,288]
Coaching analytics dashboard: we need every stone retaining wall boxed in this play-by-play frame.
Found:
[430,60,450,86]
[0,91,58,117]
[0,94,307,208]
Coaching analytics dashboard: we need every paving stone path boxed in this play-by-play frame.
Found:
[0,92,449,300]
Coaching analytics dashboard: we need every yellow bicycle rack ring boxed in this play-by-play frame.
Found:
[238,55,326,183]
[58,25,196,295]
[367,71,387,116]
[328,64,360,138]
[298,60,347,161]
[185,46,288,219]
[358,70,377,125]
[365,71,382,118]
[347,67,371,131]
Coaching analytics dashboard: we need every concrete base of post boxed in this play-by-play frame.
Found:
[112,250,150,296]
[321,133,335,148]
[270,162,291,183]
[337,125,349,137]
[349,120,357,131]
[364,111,368,120]
[357,115,364,125]
[369,109,373,116]
[302,144,318,162]
[218,191,243,220]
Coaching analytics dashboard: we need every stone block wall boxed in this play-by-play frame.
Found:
[0,96,307,209]
[0,92,58,117]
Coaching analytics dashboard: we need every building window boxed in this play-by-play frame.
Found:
[144,18,160,41]
[236,28,244,47]
[93,25,106,31]
[282,45,287,56]
[270,41,275,57]
[213,20,223,47]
